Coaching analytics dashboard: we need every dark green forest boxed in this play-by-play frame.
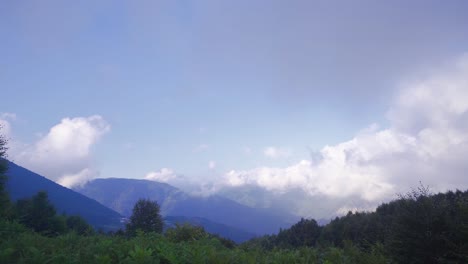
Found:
[1,131,468,263]
[244,186,468,263]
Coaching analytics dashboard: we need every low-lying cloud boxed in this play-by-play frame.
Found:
[223,54,468,206]
[145,168,178,183]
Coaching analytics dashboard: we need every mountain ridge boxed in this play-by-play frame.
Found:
[75,177,298,236]
[5,161,123,231]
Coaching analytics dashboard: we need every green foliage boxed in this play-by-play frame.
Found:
[13,191,95,237]
[0,218,389,264]
[165,222,237,249]
[0,219,28,239]
[15,191,63,236]
[0,125,7,162]
[277,218,322,248]
[66,215,94,235]
[127,199,164,236]
[1,184,467,263]
[165,223,208,243]
[243,187,468,263]
[387,187,468,263]
[125,245,156,264]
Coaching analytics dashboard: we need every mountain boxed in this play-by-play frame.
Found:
[74,177,183,217]
[164,216,256,243]
[75,178,298,236]
[5,161,123,231]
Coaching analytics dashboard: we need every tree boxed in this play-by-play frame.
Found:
[16,191,66,236]
[276,218,321,248]
[165,223,208,243]
[0,125,11,219]
[126,199,163,235]
[387,187,468,263]
[66,215,94,235]
[0,125,7,162]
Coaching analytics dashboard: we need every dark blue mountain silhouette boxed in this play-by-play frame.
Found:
[5,161,123,231]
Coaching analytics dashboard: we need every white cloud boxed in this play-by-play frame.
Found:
[58,168,96,188]
[0,113,16,138]
[145,168,177,183]
[225,156,393,202]
[34,116,109,160]
[264,146,291,159]
[224,54,468,205]
[12,115,110,187]
[144,169,220,197]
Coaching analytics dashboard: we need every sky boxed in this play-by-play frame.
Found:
[2,1,468,215]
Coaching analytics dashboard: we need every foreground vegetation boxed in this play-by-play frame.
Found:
[0,188,388,263]
[1,129,468,263]
[246,186,468,263]
[0,221,389,264]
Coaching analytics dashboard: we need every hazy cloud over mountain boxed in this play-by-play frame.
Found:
[145,168,178,183]
[221,55,468,211]
[125,55,468,216]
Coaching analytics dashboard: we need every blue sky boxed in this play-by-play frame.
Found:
[2,1,468,213]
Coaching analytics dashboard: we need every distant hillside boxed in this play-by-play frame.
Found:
[164,216,256,243]
[75,178,183,217]
[75,178,298,236]
[5,161,123,231]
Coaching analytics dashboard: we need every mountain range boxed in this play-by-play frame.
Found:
[74,178,298,236]
[5,161,299,242]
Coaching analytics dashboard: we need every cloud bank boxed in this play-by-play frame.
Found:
[145,168,177,183]
[223,54,468,205]
[8,115,110,187]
